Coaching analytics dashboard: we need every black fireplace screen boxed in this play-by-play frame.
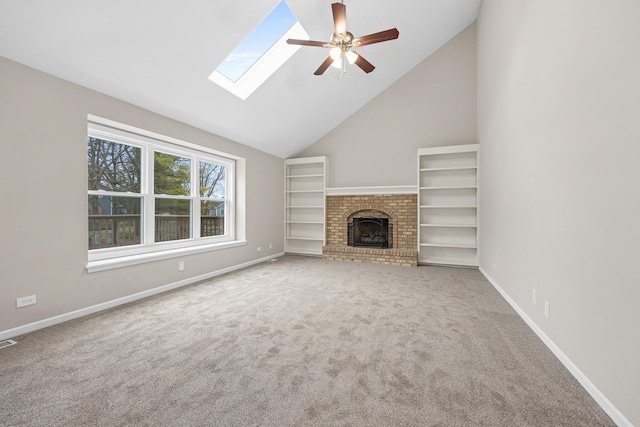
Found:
[348,217,391,249]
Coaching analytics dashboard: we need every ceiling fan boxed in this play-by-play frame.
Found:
[286,1,399,76]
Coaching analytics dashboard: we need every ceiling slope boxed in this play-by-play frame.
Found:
[0,0,480,158]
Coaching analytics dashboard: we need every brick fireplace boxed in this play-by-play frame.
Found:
[323,194,418,266]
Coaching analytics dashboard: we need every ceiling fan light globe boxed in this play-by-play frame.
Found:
[345,50,358,64]
[329,47,342,61]
[330,57,343,69]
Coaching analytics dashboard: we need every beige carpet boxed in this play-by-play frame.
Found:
[0,255,614,426]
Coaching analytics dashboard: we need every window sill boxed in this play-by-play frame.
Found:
[86,240,247,273]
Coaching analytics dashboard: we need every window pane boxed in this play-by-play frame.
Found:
[87,138,141,192]
[199,161,226,198]
[155,198,191,242]
[88,195,141,249]
[201,201,225,237]
[154,152,191,196]
[215,1,297,82]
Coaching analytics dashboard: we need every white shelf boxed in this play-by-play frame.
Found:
[420,166,477,172]
[286,221,324,225]
[420,186,477,190]
[420,243,477,249]
[285,236,325,241]
[420,205,477,209]
[285,157,328,256]
[286,174,324,179]
[419,258,478,267]
[420,224,477,228]
[285,249,323,256]
[418,145,479,267]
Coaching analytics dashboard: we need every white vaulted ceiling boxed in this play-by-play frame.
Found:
[0,0,480,158]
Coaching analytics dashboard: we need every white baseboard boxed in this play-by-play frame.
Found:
[479,267,632,427]
[0,253,285,342]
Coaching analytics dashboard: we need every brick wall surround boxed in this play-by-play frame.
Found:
[323,194,418,267]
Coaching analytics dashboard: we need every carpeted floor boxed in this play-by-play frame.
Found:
[0,255,614,426]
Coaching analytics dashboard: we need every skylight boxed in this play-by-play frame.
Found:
[209,1,308,100]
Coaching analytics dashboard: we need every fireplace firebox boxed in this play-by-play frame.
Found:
[348,217,392,249]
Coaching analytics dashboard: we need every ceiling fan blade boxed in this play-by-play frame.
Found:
[286,39,329,47]
[353,28,399,47]
[332,2,347,37]
[352,52,375,73]
[314,56,335,75]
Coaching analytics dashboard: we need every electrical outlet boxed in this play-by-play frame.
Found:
[16,295,37,308]
[178,261,185,271]
[544,301,550,319]
[532,289,537,305]
[257,246,262,252]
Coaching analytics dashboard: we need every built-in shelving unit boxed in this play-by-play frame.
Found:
[284,156,329,256]
[417,144,479,266]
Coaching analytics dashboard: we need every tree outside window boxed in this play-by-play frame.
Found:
[87,131,231,252]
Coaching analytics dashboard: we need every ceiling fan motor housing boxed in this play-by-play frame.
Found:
[331,31,355,50]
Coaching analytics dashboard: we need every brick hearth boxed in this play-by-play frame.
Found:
[323,194,418,266]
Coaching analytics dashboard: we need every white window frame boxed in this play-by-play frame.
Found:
[208,21,308,100]
[86,118,246,273]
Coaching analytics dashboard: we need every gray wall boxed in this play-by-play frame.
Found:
[300,23,477,188]
[3,4,636,422]
[477,1,640,425]
[0,57,284,333]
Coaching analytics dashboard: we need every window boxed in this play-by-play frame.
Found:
[208,1,309,100]
[87,137,143,249]
[87,120,242,271]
